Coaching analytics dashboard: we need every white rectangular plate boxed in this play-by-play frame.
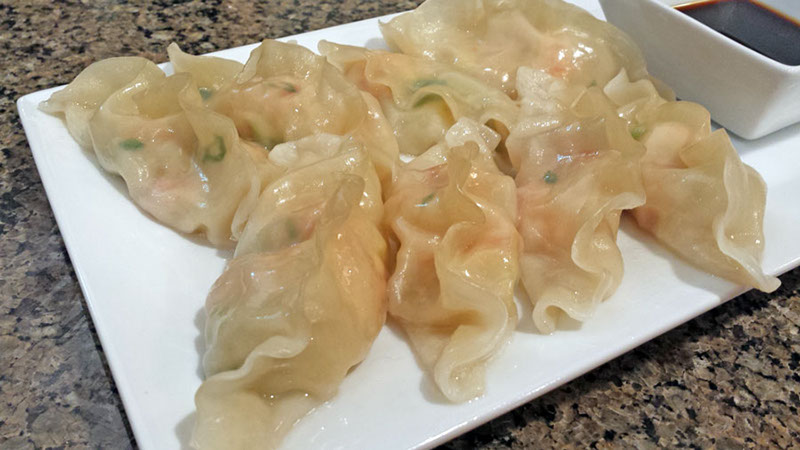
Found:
[16,2,800,449]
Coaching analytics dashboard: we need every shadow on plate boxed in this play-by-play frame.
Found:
[174,307,205,448]
[364,37,390,51]
[194,307,206,379]
[382,318,452,405]
[175,411,196,450]
[619,213,737,294]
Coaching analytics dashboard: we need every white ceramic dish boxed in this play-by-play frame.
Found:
[16,2,800,449]
[600,0,800,140]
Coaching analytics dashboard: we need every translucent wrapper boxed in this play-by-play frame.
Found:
[167,43,244,92]
[193,135,388,449]
[602,70,779,292]
[384,119,520,402]
[208,39,399,189]
[40,57,275,248]
[508,68,646,333]
[39,40,399,245]
[319,41,518,156]
[381,0,648,98]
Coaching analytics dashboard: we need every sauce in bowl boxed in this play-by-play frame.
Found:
[675,0,800,66]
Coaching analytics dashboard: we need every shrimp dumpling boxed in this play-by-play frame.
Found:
[381,0,648,98]
[319,41,518,156]
[385,119,520,402]
[167,43,244,96]
[209,39,398,189]
[234,134,384,257]
[634,103,780,292]
[40,57,165,149]
[508,68,646,333]
[41,59,278,248]
[601,70,779,292]
[194,135,388,449]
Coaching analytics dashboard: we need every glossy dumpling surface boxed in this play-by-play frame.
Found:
[209,39,399,189]
[601,70,779,292]
[381,0,648,98]
[41,58,274,247]
[320,41,518,156]
[384,119,520,401]
[509,68,646,333]
[194,135,388,449]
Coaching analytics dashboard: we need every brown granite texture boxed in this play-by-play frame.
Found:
[1,0,798,449]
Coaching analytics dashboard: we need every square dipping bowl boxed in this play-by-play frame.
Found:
[599,0,800,140]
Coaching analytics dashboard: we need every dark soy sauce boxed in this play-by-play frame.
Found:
[675,0,800,66]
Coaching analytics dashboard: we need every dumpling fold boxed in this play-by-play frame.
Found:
[385,118,520,402]
[508,68,646,333]
[602,70,779,292]
[41,58,274,247]
[193,134,388,449]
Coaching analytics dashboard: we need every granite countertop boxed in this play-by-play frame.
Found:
[2,1,799,448]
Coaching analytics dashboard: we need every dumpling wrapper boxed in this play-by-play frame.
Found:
[508,67,646,334]
[319,41,518,157]
[208,39,399,190]
[194,135,388,449]
[601,70,779,292]
[235,134,384,258]
[40,57,164,149]
[40,58,278,248]
[384,118,520,402]
[167,43,243,94]
[381,0,649,98]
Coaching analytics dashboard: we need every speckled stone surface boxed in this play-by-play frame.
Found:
[1,1,798,449]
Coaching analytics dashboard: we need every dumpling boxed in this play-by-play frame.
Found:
[381,0,648,98]
[235,133,384,256]
[319,41,518,156]
[41,59,278,248]
[600,71,779,292]
[40,57,165,149]
[508,67,646,334]
[167,43,243,95]
[194,135,388,449]
[207,39,399,189]
[384,118,520,402]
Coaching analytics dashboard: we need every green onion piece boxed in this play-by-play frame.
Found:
[268,82,297,93]
[543,170,558,184]
[417,192,436,206]
[198,87,213,100]
[413,94,442,108]
[286,219,298,240]
[119,138,143,150]
[588,80,597,87]
[630,125,647,140]
[412,78,447,90]
[203,136,227,162]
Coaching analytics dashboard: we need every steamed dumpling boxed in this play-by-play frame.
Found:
[207,39,399,189]
[508,67,646,333]
[40,57,165,149]
[167,43,244,95]
[381,0,648,98]
[41,59,278,248]
[319,41,518,156]
[384,119,520,401]
[194,135,388,449]
[600,69,779,292]
[235,134,384,257]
